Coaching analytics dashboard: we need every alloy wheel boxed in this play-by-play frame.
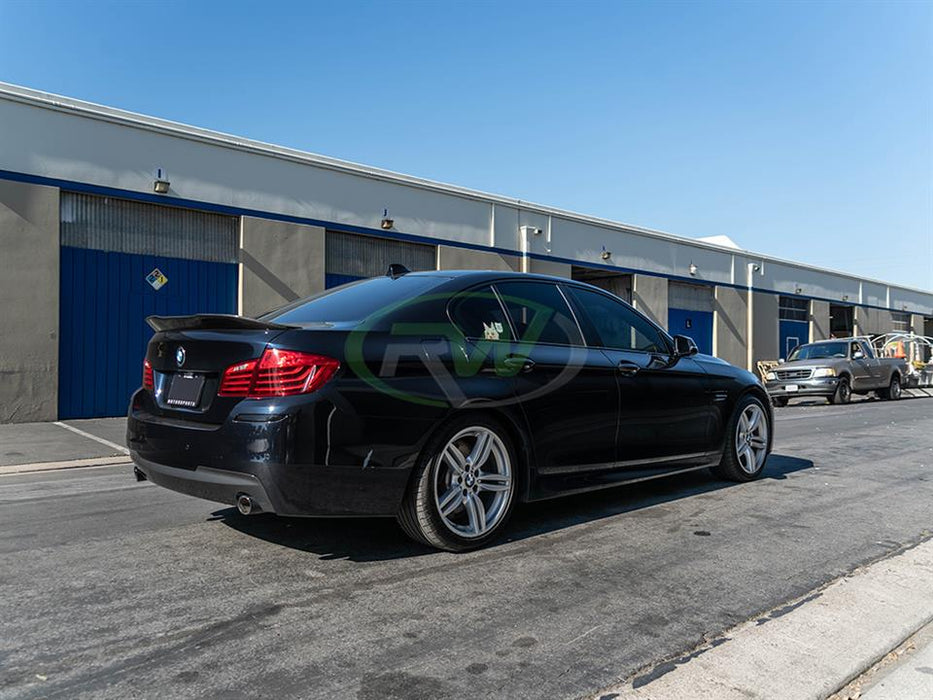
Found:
[735,403,769,474]
[433,427,513,539]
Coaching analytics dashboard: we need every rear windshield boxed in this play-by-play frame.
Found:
[261,275,447,325]
[787,341,848,361]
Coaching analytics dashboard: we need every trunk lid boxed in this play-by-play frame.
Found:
[143,315,301,424]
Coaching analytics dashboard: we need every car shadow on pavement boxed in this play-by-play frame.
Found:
[212,453,814,563]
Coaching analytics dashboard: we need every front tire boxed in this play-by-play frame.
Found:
[712,395,771,482]
[397,415,518,552]
[831,377,851,405]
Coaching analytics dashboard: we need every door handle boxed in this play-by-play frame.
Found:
[617,361,640,377]
[503,355,535,373]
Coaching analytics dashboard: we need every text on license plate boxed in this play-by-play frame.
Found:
[784,384,799,392]
[166,373,205,407]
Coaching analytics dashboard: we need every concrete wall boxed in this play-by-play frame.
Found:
[811,300,831,341]
[437,245,520,272]
[632,274,668,328]
[0,180,59,422]
[911,314,925,335]
[239,217,325,318]
[529,259,572,279]
[713,286,748,369]
[752,292,780,367]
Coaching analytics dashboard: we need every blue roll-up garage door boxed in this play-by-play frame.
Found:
[58,193,238,419]
[779,296,810,359]
[668,282,714,355]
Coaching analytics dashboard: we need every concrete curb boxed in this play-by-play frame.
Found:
[0,456,132,475]
[590,537,933,700]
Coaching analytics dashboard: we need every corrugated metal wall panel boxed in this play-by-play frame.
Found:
[668,281,714,312]
[61,192,238,263]
[58,247,237,418]
[325,231,435,279]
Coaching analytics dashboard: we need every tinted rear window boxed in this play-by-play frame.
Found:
[449,286,512,341]
[494,280,583,346]
[262,276,447,325]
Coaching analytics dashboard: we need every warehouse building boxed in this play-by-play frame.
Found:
[1,82,932,422]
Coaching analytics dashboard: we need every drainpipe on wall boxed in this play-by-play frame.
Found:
[519,225,538,274]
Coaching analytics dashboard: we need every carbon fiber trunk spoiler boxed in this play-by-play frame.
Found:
[146,314,297,332]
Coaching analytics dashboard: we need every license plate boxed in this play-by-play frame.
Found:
[784,384,799,393]
[166,373,205,408]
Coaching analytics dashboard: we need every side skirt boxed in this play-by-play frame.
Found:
[528,452,723,502]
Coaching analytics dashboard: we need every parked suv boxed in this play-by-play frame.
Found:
[764,338,907,406]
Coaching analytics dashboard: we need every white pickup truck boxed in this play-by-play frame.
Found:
[764,338,908,406]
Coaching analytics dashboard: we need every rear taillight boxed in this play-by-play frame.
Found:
[218,348,339,398]
[143,359,154,391]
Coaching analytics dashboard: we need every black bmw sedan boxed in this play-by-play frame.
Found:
[128,269,772,551]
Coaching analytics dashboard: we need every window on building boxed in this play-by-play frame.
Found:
[891,312,910,332]
[779,296,809,322]
[324,231,436,288]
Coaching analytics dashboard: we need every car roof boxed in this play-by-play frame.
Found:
[407,269,602,288]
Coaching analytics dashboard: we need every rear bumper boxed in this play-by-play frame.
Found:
[127,396,415,517]
[765,377,838,398]
[133,455,276,513]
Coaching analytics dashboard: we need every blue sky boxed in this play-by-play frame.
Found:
[1,0,931,290]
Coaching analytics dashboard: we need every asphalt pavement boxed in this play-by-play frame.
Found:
[1,398,931,699]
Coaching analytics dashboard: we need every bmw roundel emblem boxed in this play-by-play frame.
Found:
[175,346,186,368]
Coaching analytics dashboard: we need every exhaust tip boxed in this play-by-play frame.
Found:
[236,493,260,516]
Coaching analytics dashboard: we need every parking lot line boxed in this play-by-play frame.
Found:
[54,420,129,455]
[0,456,132,475]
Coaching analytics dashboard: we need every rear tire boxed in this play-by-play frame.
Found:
[397,414,518,552]
[830,377,851,405]
[711,394,771,482]
[880,375,902,401]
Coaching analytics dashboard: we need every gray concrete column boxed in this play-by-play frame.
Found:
[713,286,747,368]
[632,274,668,329]
[0,180,59,422]
[751,292,779,368]
[438,245,520,272]
[810,300,830,340]
[239,217,325,318]
[854,307,891,336]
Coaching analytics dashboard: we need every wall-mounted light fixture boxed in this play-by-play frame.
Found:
[380,208,394,230]
[795,286,803,295]
[688,262,698,276]
[601,247,612,261]
[842,294,849,302]
[153,167,170,194]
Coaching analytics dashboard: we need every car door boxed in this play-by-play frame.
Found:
[849,340,873,390]
[490,280,620,474]
[562,284,715,476]
[859,340,883,387]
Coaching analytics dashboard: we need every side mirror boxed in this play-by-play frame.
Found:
[672,335,698,358]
